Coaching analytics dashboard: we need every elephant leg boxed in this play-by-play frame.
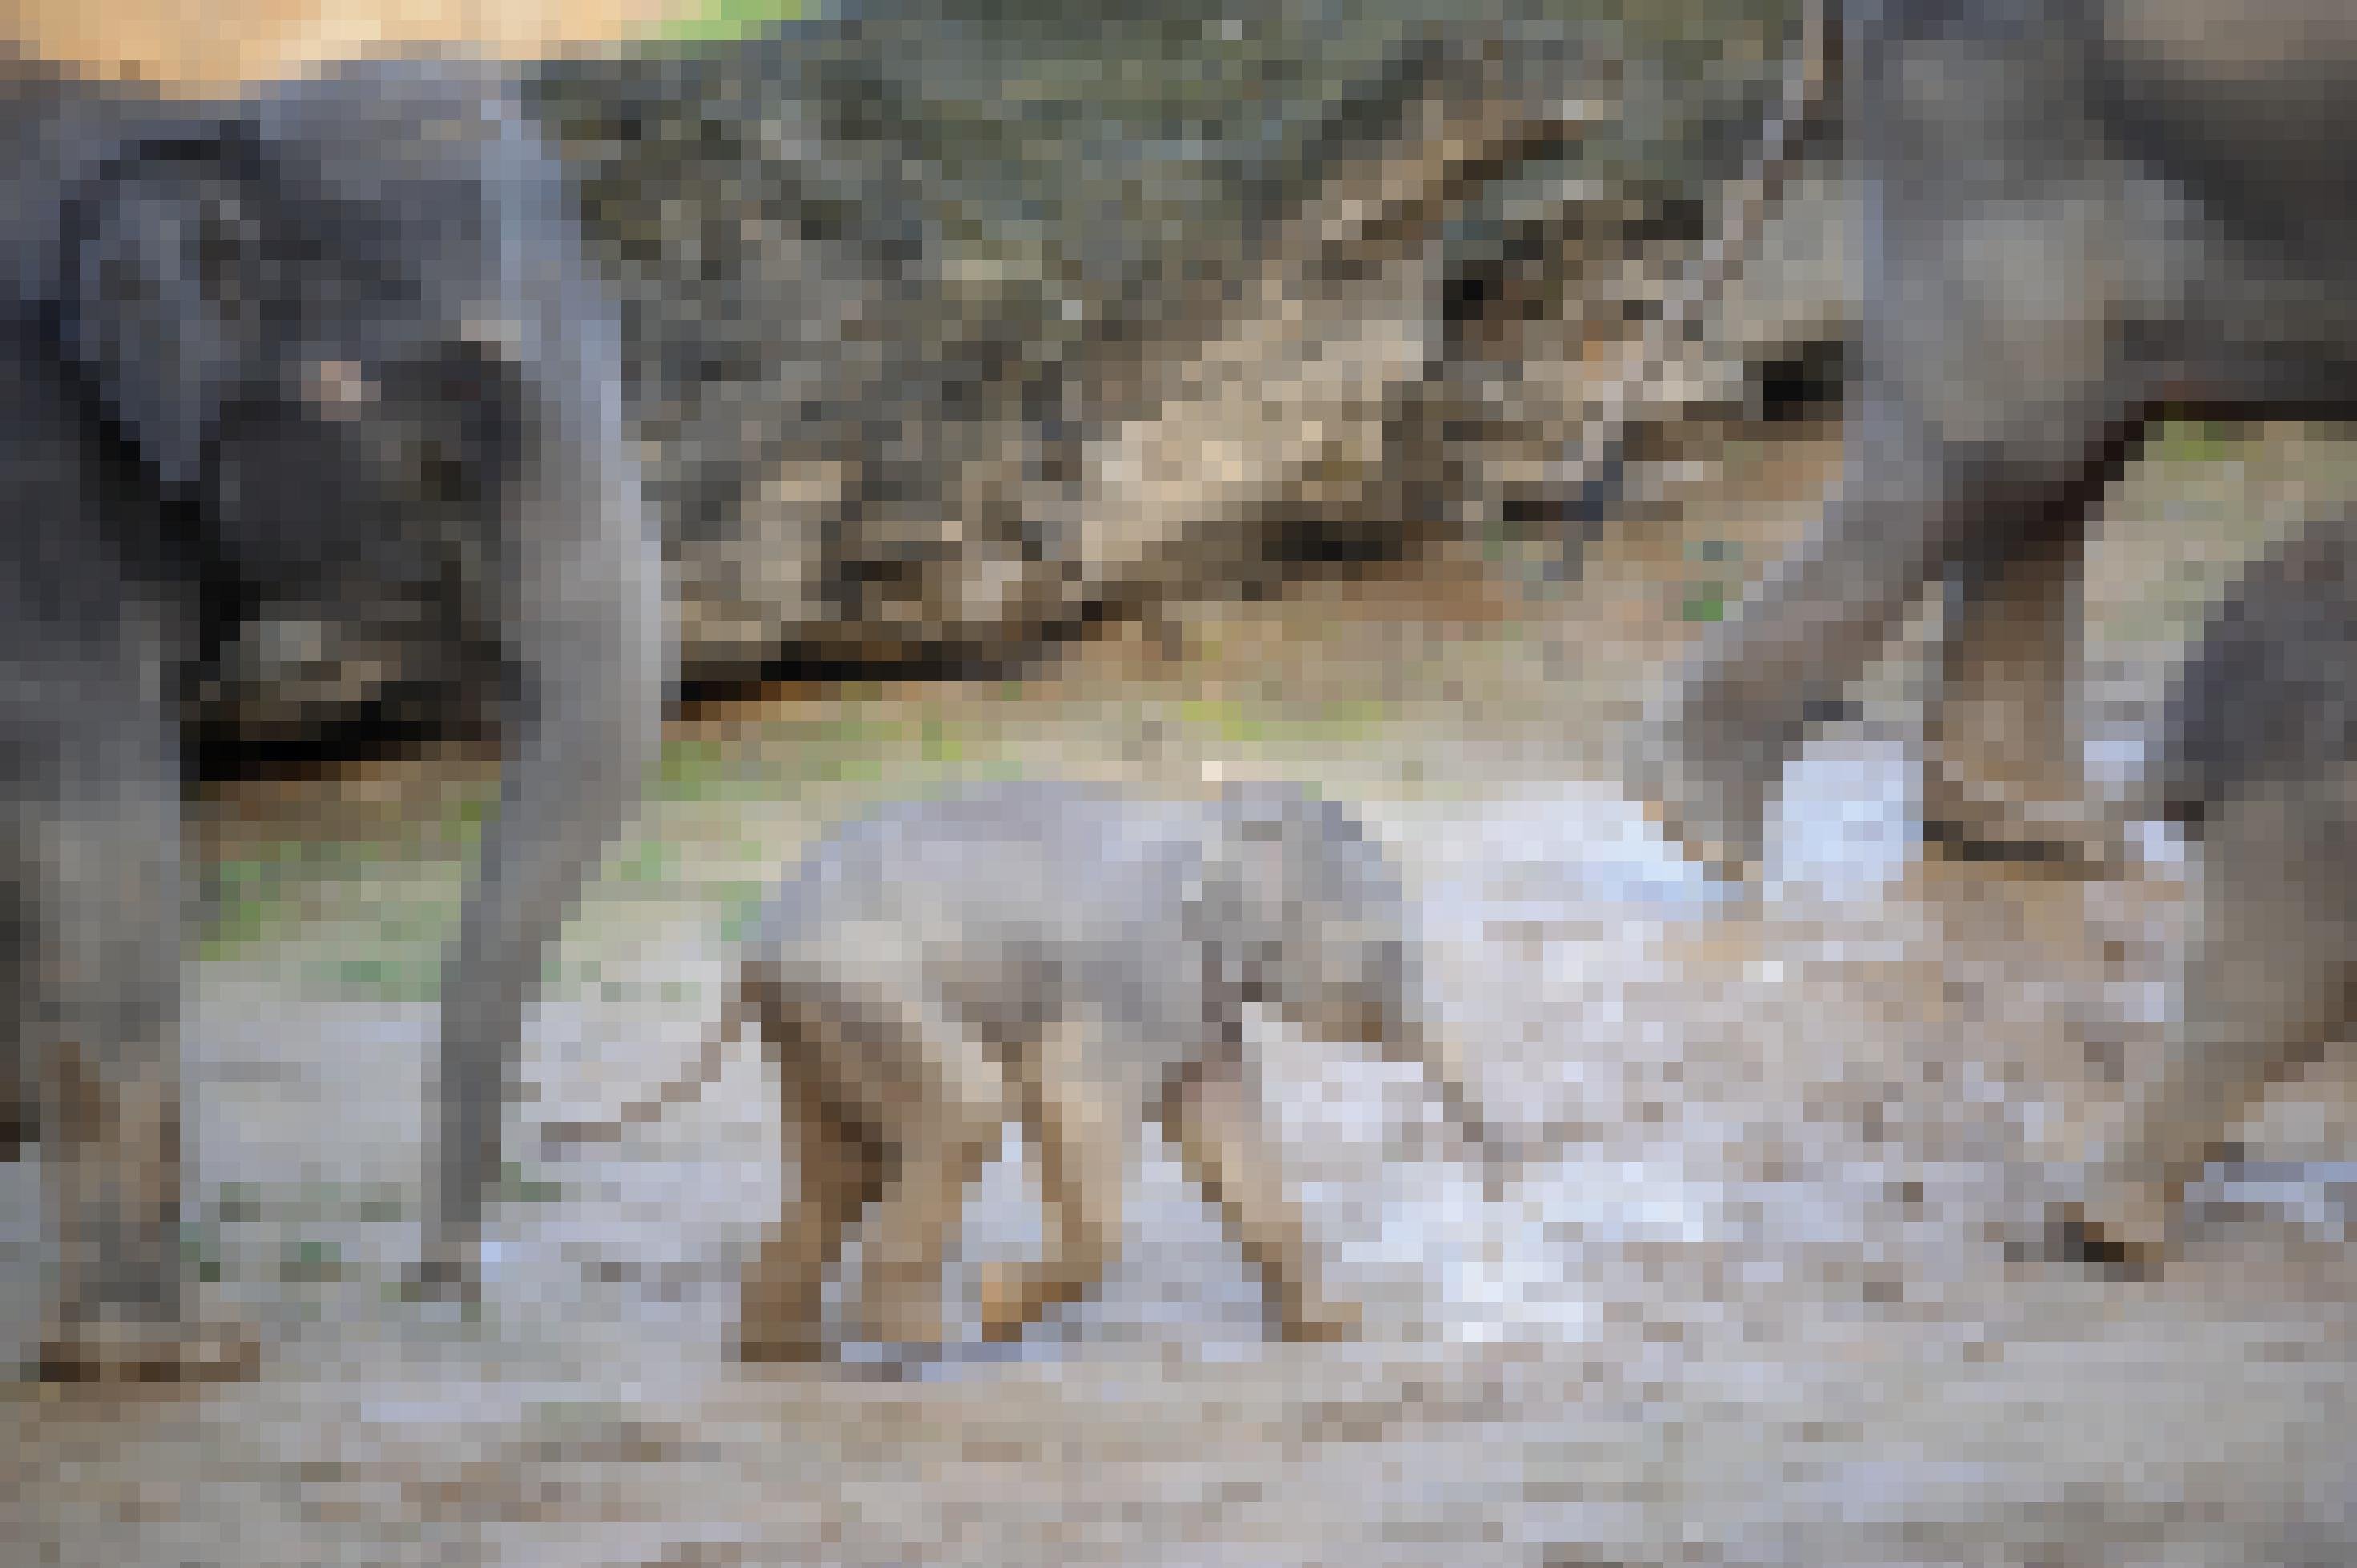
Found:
[852,1128,1000,1352]
[740,1046,884,1364]
[1634,385,1971,878]
[30,792,181,1332]
[842,998,1011,1351]
[2076,783,2355,1260]
[979,1018,1133,1343]
[2,884,30,1163]
[1161,1053,1358,1344]
[1922,454,2137,876]
[1640,9,2173,885]
[1639,373,2143,881]
[15,685,254,1382]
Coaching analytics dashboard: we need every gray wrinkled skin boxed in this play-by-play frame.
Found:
[733,777,1500,1356]
[2151,523,2357,832]
[0,53,664,1373]
[1642,0,2357,877]
[2078,515,2357,1255]
[753,781,1419,1072]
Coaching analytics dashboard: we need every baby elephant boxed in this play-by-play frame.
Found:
[2072,518,2357,1264]
[728,778,1506,1361]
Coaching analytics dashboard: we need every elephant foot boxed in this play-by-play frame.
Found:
[1265,1280,1363,1345]
[1274,1300,1362,1345]
[1920,812,2129,881]
[1624,713,1772,883]
[34,1316,260,1386]
[735,1328,830,1366]
[976,1261,1094,1344]
[1919,773,2132,881]
[976,1264,1037,1344]
[2007,1183,2175,1280]
[735,1284,829,1366]
[849,1289,956,1356]
[2027,1210,2168,1280]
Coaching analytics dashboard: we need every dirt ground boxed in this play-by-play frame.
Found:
[4,420,2352,1565]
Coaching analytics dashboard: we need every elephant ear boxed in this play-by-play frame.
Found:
[60,127,282,492]
[1181,806,1257,984]
[1189,784,1310,984]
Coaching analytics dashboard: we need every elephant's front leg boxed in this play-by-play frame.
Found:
[22,696,255,1383]
[1638,36,2172,883]
[1639,365,2145,881]
[1162,1052,1358,1344]
[1922,462,2134,876]
[1633,385,1968,879]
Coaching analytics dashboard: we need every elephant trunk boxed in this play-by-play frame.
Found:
[429,289,668,1263]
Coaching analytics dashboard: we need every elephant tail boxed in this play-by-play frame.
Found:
[535,982,750,1154]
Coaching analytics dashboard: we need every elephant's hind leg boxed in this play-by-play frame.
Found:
[840,993,1012,1352]
[2074,784,2355,1263]
[738,1006,885,1364]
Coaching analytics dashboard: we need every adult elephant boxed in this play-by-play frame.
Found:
[1633,1,2357,880]
[1,54,666,1381]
